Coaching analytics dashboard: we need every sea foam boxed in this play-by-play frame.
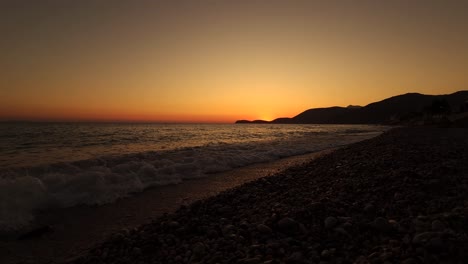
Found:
[0,126,384,233]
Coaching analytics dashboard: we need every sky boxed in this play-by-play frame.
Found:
[1,0,467,123]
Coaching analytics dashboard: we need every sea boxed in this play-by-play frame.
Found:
[0,122,387,232]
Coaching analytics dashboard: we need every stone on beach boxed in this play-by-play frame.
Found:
[324,216,338,229]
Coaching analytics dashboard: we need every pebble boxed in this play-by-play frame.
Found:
[321,249,331,258]
[354,255,369,264]
[241,257,261,264]
[207,228,219,238]
[192,242,206,257]
[427,237,444,250]
[394,192,403,200]
[413,218,426,232]
[287,251,303,261]
[431,220,445,231]
[412,232,439,244]
[364,203,375,213]
[239,194,250,201]
[342,222,352,230]
[334,227,350,238]
[324,216,338,229]
[218,205,232,214]
[257,224,273,234]
[374,217,389,232]
[222,224,235,236]
[278,217,298,231]
[401,258,418,264]
[132,247,142,256]
[168,221,180,228]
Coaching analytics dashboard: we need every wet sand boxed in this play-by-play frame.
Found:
[0,149,336,264]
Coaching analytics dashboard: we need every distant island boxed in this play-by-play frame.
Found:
[236,91,468,125]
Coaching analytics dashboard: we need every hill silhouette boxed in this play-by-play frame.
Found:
[236,91,468,124]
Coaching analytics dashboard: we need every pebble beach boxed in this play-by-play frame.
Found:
[71,127,468,264]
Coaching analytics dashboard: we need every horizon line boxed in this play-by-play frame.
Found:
[0,119,238,124]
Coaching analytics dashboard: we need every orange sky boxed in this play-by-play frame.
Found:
[1,1,468,123]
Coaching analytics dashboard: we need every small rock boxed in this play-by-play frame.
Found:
[342,222,353,230]
[394,192,403,200]
[132,247,142,256]
[287,251,303,262]
[324,217,338,229]
[413,218,427,232]
[18,225,54,240]
[334,227,351,238]
[222,224,235,236]
[239,194,250,201]
[240,221,250,229]
[427,237,445,251]
[218,205,232,214]
[278,217,298,231]
[299,223,308,234]
[368,252,380,259]
[380,251,393,261]
[364,203,375,213]
[257,224,273,234]
[389,239,399,247]
[278,247,286,256]
[402,234,411,245]
[412,232,439,244]
[321,249,331,258]
[207,228,219,238]
[374,217,389,232]
[401,258,418,264]
[101,249,108,259]
[267,241,280,249]
[192,242,206,257]
[241,257,261,264]
[168,221,180,228]
[431,220,445,231]
[338,216,352,222]
[354,255,370,264]
[111,232,125,241]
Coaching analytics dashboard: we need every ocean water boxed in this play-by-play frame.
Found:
[0,123,386,232]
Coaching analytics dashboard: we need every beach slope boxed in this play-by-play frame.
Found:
[73,127,468,263]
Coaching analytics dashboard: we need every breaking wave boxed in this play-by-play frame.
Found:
[0,124,385,232]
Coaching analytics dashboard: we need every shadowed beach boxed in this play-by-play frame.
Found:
[0,149,336,264]
[64,127,468,263]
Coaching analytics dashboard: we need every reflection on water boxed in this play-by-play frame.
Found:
[0,123,385,168]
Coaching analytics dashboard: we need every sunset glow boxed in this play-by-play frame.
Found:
[1,1,467,122]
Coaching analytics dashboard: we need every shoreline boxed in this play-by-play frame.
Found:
[71,127,468,263]
[0,148,337,264]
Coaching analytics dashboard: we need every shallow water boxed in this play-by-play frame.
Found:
[0,123,387,232]
[0,123,380,168]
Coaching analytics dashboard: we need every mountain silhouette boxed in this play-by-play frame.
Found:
[236,91,468,124]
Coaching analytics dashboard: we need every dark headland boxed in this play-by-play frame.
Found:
[71,127,468,264]
[236,91,468,125]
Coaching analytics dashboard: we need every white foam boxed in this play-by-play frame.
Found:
[0,129,385,233]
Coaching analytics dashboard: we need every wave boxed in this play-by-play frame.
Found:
[0,131,381,233]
